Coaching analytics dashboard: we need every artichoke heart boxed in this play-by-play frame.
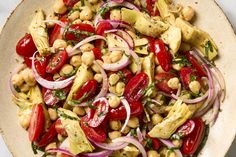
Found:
[148,100,193,139]
[58,108,94,155]
[29,9,50,55]
[142,53,155,85]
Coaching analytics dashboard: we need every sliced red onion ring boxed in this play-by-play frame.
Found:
[110,0,124,3]
[42,20,66,27]
[101,1,139,11]
[68,35,107,57]
[136,127,144,142]
[47,148,74,156]
[148,99,162,105]
[112,136,147,157]
[120,98,131,132]
[97,20,132,30]
[32,52,75,89]
[93,61,108,99]
[129,50,141,73]
[102,55,130,71]
[80,150,113,157]
[206,94,220,126]
[9,64,26,96]
[159,139,183,157]
[171,91,209,104]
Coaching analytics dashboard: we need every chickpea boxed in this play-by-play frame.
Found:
[121,126,130,134]
[80,43,94,52]
[172,139,183,148]
[21,68,36,86]
[59,64,74,76]
[147,150,160,157]
[181,6,195,21]
[94,74,103,83]
[108,95,120,108]
[102,55,111,63]
[109,74,120,86]
[81,51,95,66]
[48,108,58,121]
[109,120,122,131]
[12,73,24,87]
[151,114,163,125]
[73,106,86,116]
[91,63,100,73]
[53,39,67,50]
[53,0,67,14]
[89,0,99,4]
[167,150,176,157]
[115,81,125,95]
[159,147,168,157]
[68,11,80,21]
[156,65,165,73]
[46,13,59,28]
[20,84,30,93]
[53,73,61,80]
[73,19,82,24]
[83,20,94,26]
[167,77,180,90]
[189,80,201,94]
[108,131,122,140]
[45,142,57,152]
[109,86,116,94]
[80,6,93,21]
[110,50,123,63]
[110,9,121,20]
[70,55,82,67]
[127,117,139,128]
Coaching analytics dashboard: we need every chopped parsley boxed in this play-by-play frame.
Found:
[172,56,191,67]
[98,6,109,17]
[204,41,213,58]
[143,83,156,98]
[190,74,197,82]
[145,138,153,149]
[57,110,79,121]
[31,142,38,154]
[117,70,126,83]
[130,129,137,137]
[53,89,66,100]
[67,92,90,106]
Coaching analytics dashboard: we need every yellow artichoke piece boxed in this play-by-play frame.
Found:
[111,145,140,157]
[64,64,93,109]
[29,10,50,55]
[121,8,168,37]
[161,26,182,54]
[157,0,176,24]
[175,18,218,60]
[142,53,155,85]
[148,100,193,139]
[58,108,94,155]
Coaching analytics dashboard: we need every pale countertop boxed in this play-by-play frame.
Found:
[0,0,236,157]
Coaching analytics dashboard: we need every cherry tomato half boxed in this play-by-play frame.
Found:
[155,72,177,94]
[65,23,95,42]
[35,54,50,77]
[81,116,106,142]
[16,33,37,57]
[87,97,109,128]
[37,122,57,147]
[182,118,205,155]
[63,0,79,8]
[146,135,161,150]
[177,119,195,137]
[118,69,133,84]
[46,49,68,74]
[154,39,172,72]
[179,67,201,89]
[55,119,67,136]
[109,101,144,121]
[28,104,45,142]
[73,80,98,102]
[96,21,113,35]
[185,52,207,77]
[124,72,149,103]
[92,48,102,60]
[49,17,69,46]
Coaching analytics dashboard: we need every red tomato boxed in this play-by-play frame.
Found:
[177,119,195,137]
[154,40,172,72]
[46,49,68,74]
[109,101,144,121]
[182,118,205,155]
[146,0,153,16]
[24,57,32,67]
[146,36,155,53]
[63,0,79,8]
[155,72,177,94]
[87,98,109,127]
[146,135,161,150]
[73,80,98,102]
[96,21,113,35]
[49,17,69,46]
[28,104,45,142]
[185,52,207,77]
[16,33,37,57]
[124,72,149,103]
[65,23,95,42]
[118,69,133,84]
[179,67,201,88]
[92,48,102,60]
[55,119,67,136]
[81,116,106,142]
[37,123,57,147]
[35,54,50,77]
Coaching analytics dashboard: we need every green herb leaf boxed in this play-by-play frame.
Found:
[172,56,191,67]
[31,142,38,155]
[204,41,213,58]
[53,89,66,100]
[57,110,79,121]
[145,138,153,149]
[130,129,137,137]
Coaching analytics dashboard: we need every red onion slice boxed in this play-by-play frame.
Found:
[32,52,75,89]
[47,148,74,156]
[43,20,66,28]
[112,136,147,157]
[110,0,124,3]
[206,94,220,126]
[68,35,107,57]
[97,20,132,30]
[136,127,144,142]
[120,98,131,132]
[80,150,113,157]
[93,61,108,99]
[159,139,183,157]
[129,50,141,73]
[102,55,130,71]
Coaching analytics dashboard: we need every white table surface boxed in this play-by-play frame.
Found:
[0,0,236,157]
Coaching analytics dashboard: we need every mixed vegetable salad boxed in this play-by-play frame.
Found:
[10,0,226,156]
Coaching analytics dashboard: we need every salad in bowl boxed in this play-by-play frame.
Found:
[10,0,225,156]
